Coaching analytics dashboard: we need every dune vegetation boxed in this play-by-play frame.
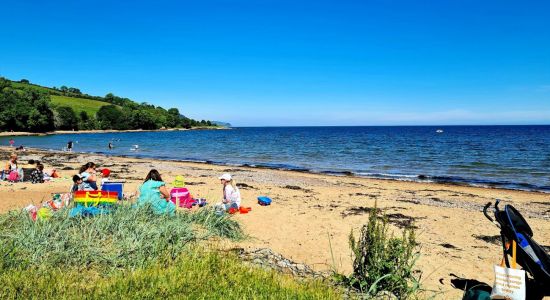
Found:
[0,205,340,299]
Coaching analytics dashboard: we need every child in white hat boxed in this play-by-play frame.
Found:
[218,173,241,211]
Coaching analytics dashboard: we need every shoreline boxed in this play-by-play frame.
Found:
[0,146,549,298]
[0,126,229,137]
[3,145,549,195]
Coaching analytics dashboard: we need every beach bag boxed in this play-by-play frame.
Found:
[491,241,526,300]
[74,191,118,207]
[170,188,194,208]
[257,196,272,206]
[7,171,19,182]
[69,206,111,218]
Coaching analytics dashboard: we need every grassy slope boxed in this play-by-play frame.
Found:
[0,250,339,299]
[50,95,108,117]
[9,80,110,117]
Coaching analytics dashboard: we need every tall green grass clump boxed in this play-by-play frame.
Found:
[344,205,420,298]
[0,205,342,299]
[0,205,242,271]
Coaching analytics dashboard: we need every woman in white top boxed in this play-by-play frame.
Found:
[219,173,241,210]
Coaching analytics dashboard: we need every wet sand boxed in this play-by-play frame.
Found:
[1,146,549,298]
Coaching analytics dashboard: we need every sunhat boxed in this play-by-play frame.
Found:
[101,169,111,177]
[218,173,232,181]
[173,175,185,187]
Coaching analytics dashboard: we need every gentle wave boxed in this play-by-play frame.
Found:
[4,126,550,192]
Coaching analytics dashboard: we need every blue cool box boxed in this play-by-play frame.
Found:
[102,182,124,200]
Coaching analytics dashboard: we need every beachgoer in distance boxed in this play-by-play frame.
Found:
[43,168,60,181]
[136,169,175,214]
[170,175,193,208]
[108,142,113,150]
[79,162,98,190]
[3,153,23,181]
[67,141,73,152]
[30,163,45,184]
[8,139,14,147]
[218,173,241,210]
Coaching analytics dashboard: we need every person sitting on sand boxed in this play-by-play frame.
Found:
[217,173,241,211]
[71,175,86,192]
[79,162,98,190]
[100,168,111,186]
[3,153,23,181]
[170,175,193,208]
[43,168,60,181]
[30,163,45,184]
[136,169,175,215]
[22,159,37,181]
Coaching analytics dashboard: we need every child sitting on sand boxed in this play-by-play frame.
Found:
[30,163,45,184]
[170,175,194,208]
[100,168,111,186]
[217,173,241,212]
[71,175,85,192]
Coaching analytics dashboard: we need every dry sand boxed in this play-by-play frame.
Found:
[1,146,549,298]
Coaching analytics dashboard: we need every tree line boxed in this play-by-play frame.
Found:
[0,77,215,132]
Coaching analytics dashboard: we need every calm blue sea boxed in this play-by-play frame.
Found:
[3,126,550,192]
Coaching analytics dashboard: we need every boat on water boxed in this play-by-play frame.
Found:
[436,129,444,133]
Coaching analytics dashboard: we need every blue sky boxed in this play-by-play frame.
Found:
[1,0,549,126]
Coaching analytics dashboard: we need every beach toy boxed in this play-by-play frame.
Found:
[74,191,118,207]
[239,207,252,214]
[257,196,272,206]
[228,207,238,214]
[37,207,52,220]
[195,198,207,207]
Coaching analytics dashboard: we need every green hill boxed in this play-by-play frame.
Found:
[10,80,111,117]
[0,77,215,132]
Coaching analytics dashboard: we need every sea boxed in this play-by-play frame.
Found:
[3,126,550,192]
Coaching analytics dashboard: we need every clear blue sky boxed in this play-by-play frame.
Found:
[1,0,549,126]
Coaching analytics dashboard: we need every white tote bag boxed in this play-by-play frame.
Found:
[490,241,526,300]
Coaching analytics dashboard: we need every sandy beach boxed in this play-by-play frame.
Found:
[0,127,228,137]
[1,146,549,298]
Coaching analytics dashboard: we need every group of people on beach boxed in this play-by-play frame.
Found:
[69,160,241,214]
[133,170,241,214]
[71,162,111,192]
[2,153,59,183]
[3,149,242,215]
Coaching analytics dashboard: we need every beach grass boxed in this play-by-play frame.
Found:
[0,248,340,299]
[50,95,110,117]
[0,205,340,299]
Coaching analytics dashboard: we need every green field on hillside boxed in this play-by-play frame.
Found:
[50,95,109,117]
[10,81,57,94]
